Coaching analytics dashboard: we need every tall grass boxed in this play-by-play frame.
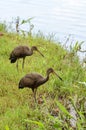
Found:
[0,22,86,130]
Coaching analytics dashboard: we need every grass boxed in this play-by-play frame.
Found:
[0,23,86,130]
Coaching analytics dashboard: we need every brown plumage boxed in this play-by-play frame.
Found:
[18,68,63,102]
[9,45,44,69]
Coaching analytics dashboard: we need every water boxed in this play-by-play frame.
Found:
[0,0,86,58]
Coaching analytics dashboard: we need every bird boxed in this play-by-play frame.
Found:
[18,68,63,102]
[9,45,44,70]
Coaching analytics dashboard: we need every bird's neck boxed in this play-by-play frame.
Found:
[30,48,34,54]
[38,74,49,86]
[43,75,49,84]
[45,74,49,82]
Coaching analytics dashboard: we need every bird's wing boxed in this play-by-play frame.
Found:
[10,46,32,58]
[25,73,44,86]
[10,46,23,57]
[23,75,35,88]
[23,46,32,55]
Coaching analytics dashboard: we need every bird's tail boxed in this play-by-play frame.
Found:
[9,57,17,63]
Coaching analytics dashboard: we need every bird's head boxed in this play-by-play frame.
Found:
[32,46,38,51]
[32,46,44,57]
[47,68,63,81]
[47,68,54,74]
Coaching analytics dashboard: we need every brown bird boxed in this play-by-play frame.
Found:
[9,45,44,70]
[18,68,63,102]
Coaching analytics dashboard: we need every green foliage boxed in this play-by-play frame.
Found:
[56,101,72,118]
[24,119,45,130]
[0,22,7,32]
[20,17,34,25]
[0,26,86,130]
[5,125,10,130]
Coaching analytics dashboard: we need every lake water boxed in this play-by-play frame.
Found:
[0,0,86,58]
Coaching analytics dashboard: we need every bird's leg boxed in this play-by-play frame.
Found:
[32,88,37,103]
[22,57,25,69]
[34,88,37,102]
[16,60,18,71]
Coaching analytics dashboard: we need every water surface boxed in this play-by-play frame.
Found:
[0,0,86,52]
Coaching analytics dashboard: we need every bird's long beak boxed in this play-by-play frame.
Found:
[53,71,63,81]
[37,49,44,57]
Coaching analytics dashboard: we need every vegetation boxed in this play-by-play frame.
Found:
[0,21,86,130]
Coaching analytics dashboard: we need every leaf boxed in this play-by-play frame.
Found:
[5,125,10,130]
[24,119,45,129]
[26,17,34,22]
[78,81,86,86]
[54,123,62,129]
[21,17,34,25]
[21,20,26,24]
[56,101,72,118]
